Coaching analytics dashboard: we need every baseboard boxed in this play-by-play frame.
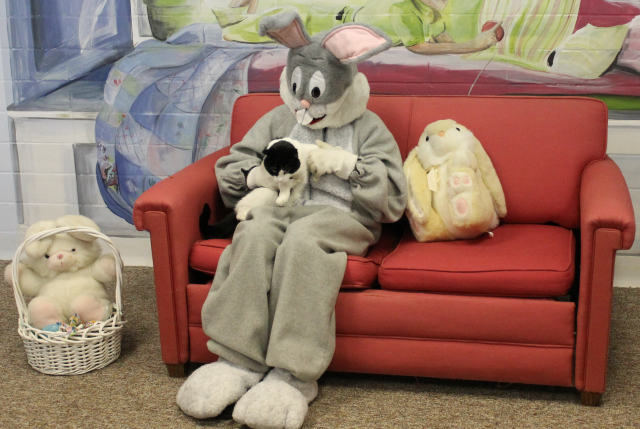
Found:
[108,236,153,267]
[613,254,640,288]
[0,233,20,261]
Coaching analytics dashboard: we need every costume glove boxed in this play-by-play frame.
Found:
[246,165,272,189]
[308,140,358,181]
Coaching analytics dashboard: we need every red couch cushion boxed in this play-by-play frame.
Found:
[379,224,575,297]
[189,223,402,290]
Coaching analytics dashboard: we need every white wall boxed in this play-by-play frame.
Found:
[0,0,19,259]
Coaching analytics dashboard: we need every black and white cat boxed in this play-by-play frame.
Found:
[200,138,314,239]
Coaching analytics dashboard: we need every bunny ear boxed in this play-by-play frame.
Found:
[321,24,392,64]
[259,11,312,48]
[24,220,57,258]
[55,215,100,242]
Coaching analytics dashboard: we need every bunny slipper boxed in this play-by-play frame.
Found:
[176,11,408,429]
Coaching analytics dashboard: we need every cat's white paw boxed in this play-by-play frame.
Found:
[275,195,288,206]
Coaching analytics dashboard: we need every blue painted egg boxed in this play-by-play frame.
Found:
[41,323,61,332]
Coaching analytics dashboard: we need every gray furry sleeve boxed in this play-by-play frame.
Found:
[215,106,290,208]
[350,111,408,223]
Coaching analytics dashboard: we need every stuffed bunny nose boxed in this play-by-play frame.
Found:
[300,99,311,109]
[57,254,63,260]
[438,131,445,137]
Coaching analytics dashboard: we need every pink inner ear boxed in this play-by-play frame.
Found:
[321,26,387,61]
[268,21,311,49]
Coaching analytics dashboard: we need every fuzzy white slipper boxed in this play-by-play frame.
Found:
[176,358,265,419]
[232,367,318,429]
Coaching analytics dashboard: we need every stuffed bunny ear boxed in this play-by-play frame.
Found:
[55,215,100,242]
[24,220,57,258]
[259,11,312,48]
[320,24,392,64]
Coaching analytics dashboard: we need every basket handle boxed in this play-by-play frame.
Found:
[11,226,124,326]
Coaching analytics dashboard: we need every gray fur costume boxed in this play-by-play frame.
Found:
[207,103,407,380]
[177,12,407,429]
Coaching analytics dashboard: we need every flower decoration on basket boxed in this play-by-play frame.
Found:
[4,215,118,330]
[41,310,119,336]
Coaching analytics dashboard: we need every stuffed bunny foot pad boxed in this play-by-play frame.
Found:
[233,367,318,429]
[176,358,264,419]
[448,171,475,221]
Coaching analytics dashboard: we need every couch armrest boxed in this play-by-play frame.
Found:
[575,156,635,395]
[133,146,231,231]
[132,146,231,365]
[580,156,635,249]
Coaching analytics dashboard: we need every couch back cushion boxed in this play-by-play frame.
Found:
[232,94,608,229]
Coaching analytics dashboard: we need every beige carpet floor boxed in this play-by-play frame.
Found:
[1,259,640,428]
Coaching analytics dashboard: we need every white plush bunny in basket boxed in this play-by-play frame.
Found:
[5,215,118,329]
[5,215,125,375]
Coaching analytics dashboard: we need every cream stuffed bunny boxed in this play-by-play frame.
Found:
[4,215,116,329]
[404,119,507,242]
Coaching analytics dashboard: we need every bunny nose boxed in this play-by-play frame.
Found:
[300,100,311,109]
[57,254,63,260]
[438,131,445,137]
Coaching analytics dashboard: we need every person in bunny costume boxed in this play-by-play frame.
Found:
[176,11,407,429]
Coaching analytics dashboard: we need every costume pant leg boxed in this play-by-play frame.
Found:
[265,205,376,382]
[202,206,288,373]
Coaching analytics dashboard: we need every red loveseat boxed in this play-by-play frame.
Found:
[133,94,635,406]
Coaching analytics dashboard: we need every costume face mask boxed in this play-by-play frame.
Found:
[259,11,392,127]
[287,44,353,106]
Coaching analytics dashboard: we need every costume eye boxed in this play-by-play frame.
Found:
[71,249,76,252]
[456,127,460,131]
[45,254,49,259]
[309,70,326,98]
[425,136,429,141]
[291,67,302,95]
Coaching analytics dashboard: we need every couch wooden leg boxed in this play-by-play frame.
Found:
[581,391,602,406]
[166,363,188,378]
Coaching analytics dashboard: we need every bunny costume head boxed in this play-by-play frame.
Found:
[259,12,392,129]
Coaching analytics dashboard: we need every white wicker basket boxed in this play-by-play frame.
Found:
[11,226,126,375]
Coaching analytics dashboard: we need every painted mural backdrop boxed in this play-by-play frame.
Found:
[8,0,133,105]
[96,0,640,223]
